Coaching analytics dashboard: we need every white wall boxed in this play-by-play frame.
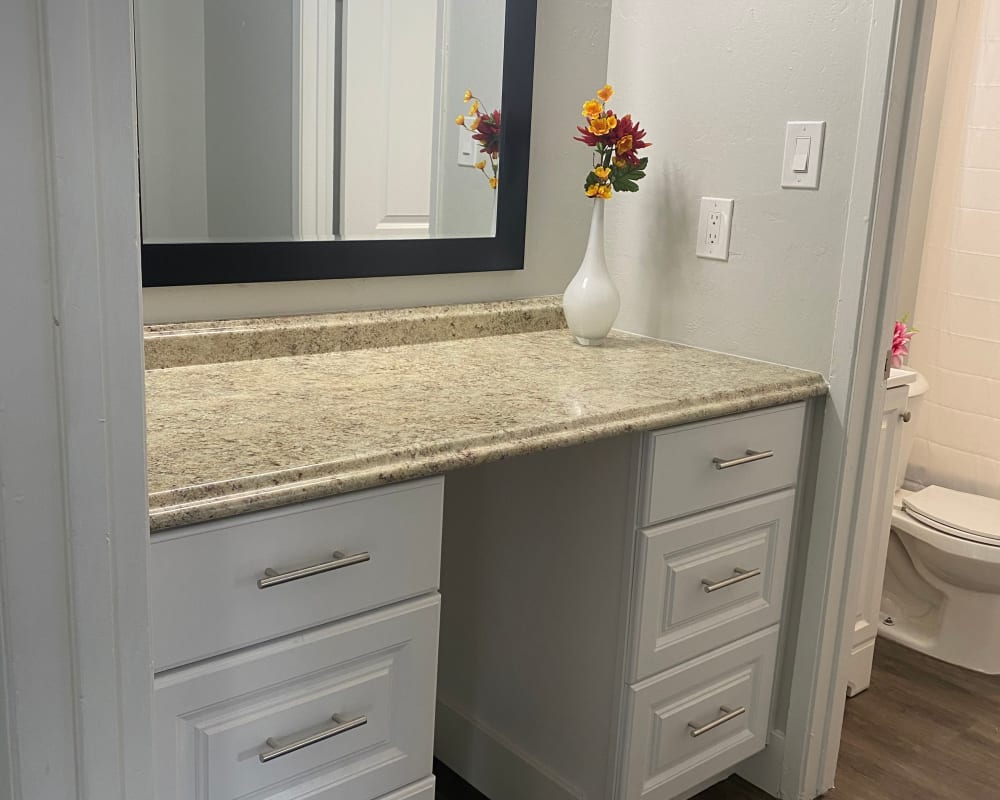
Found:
[605,0,876,374]
[204,0,296,239]
[142,0,614,323]
[908,0,1000,499]
[134,0,209,241]
[432,0,506,237]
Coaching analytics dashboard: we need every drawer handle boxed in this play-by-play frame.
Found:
[701,567,761,593]
[257,550,371,589]
[259,713,368,763]
[687,705,747,738]
[712,449,774,470]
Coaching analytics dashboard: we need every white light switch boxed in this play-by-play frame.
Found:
[457,118,477,167]
[781,121,825,189]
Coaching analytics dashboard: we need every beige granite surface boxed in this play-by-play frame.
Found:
[144,296,565,369]
[146,329,827,532]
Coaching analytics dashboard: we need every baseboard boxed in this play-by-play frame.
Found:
[844,639,875,697]
[434,698,583,800]
[736,728,785,798]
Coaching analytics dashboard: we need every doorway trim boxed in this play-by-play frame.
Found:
[776,1,938,797]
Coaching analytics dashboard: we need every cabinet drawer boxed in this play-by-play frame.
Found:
[620,627,778,800]
[150,477,443,670]
[631,491,795,680]
[641,404,805,526]
[154,595,440,800]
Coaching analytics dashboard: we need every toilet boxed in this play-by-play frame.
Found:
[880,372,1000,674]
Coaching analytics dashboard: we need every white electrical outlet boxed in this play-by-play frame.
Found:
[696,197,734,261]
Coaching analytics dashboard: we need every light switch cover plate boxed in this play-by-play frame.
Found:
[696,197,734,261]
[781,121,826,189]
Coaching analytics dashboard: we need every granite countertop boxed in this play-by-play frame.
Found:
[146,310,827,532]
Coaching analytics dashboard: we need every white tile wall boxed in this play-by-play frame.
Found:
[909,0,1000,500]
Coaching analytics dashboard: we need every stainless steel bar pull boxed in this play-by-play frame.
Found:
[257,550,371,589]
[701,567,761,593]
[259,714,367,763]
[688,705,747,738]
[712,449,774,470]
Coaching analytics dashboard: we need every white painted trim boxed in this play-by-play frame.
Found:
[0,0,153,798]
[435,699,582,800]
[775,1,932,797]
[296,0,337,239]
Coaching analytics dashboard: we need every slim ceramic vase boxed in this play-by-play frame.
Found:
[563,199,620,345]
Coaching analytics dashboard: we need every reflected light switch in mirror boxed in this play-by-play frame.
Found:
[781,121,825,189]
[458,118,477,167]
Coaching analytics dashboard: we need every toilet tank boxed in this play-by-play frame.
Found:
[896,370,930,490]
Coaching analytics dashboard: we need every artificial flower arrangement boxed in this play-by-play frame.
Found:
[456,90,501,190]
[575,84,650,199]
[892,316,917,367]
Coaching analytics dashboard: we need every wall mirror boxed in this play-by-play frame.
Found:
[136,0,537,286]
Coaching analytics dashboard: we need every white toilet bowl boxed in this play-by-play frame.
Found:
[881,487,1000,673]
[879,370,1000,673]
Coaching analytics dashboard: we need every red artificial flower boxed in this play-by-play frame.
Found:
[575,110,650,166]
[473,109,501,157]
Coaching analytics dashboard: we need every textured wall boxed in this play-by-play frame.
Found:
[143,0,613,323]
[605,0,875,373]
[908,0,1000,499]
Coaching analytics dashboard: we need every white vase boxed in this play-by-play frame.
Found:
[563,199,620,345]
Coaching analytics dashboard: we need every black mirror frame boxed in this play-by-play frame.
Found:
[140,0,537,288]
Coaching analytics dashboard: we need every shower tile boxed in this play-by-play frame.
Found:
[964,128,1000,168]
[977,40,1000,85]
[969,86,1000,128]
[954,208,1000,253]
[948,251,1000,299]
[960,167,1000,211]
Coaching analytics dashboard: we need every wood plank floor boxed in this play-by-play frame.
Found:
[434,637,1000,799]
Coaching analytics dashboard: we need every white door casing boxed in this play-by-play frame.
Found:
[844,384,908,697]
[341,0,439,239]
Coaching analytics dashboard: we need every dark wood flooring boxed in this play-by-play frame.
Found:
[434,637,1000,799]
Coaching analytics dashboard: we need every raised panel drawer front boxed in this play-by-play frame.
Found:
[641,403,805,526]
[621,626,778,800]
[154,595,440,800]
[150,477,443,670]
[631,491,795,681]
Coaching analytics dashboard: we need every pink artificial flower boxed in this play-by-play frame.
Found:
[891,319,914,368]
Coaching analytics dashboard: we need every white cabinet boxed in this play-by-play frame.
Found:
[149,477,445,800]
[436,403,811,800]
[845,384,909,696]
[150,478,443,670]
[620,627,779,800]
[154,597,439,800]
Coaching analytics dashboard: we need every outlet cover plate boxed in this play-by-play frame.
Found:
[696,197,734,261]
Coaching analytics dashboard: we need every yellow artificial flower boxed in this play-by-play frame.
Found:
[616,134,634,155]
[589,116,612,136]
[581,99,603,119]
[614,158,627,168]
[596,84,614,102]
[597,184,612,199]
[593,166,611,180]
[489,177,498,189]
[463,89,473,102]
[469,100,479,115]
[455,114,466,126]
[469,116,481,131]
[585,183,600,197]
[475,160,486,170]
[606,114,618,130]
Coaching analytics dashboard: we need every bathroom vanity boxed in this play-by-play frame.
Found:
[144,300,826,800]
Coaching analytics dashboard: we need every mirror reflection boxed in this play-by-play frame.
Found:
[135,0,507,243]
